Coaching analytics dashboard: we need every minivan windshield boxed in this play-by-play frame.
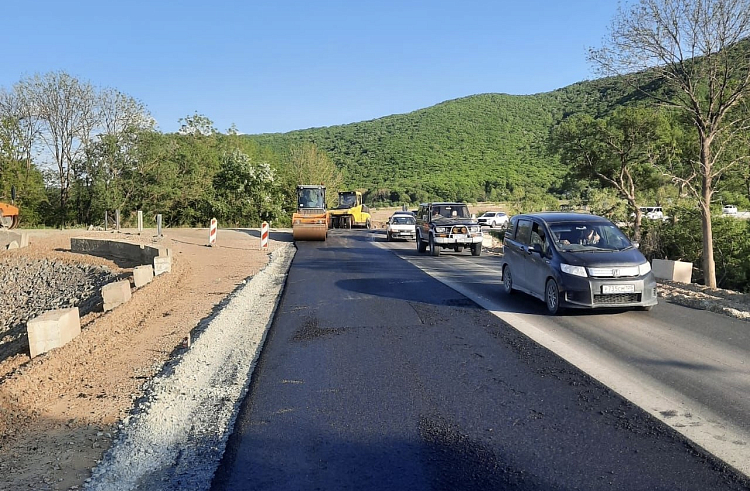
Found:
[549,221,632,252]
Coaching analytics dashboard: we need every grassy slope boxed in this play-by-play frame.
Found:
[245,74,660,204]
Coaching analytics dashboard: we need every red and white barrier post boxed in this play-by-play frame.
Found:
[260,221,269,250]
[209,218,218,246]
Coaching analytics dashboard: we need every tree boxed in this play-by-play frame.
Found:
[551,107,669,240]
[178,112,217,136]
[212,149,283,226]
[78,89,154,224]
[286,143,343,207]
[0,88,42,179]
[14,72,99,227]
[589,0,750,287]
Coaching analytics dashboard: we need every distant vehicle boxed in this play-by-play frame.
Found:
[500,212,658,314]
[723,204,738,215]
[0,202,19,229]
[639,206,664,220]
[0,186,19,229]
[329,191,371,229]
[415,202,484,256]
[386,213,416,241]
[477,211,509,228]
[391,210,415,217]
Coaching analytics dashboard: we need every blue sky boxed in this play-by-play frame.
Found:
[2,1,618,135]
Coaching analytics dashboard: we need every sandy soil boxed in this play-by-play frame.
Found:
[0,227,286,491]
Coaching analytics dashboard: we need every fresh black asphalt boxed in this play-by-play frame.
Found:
[211,230,750,491]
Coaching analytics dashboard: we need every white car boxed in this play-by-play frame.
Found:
[639,206,665,220]
[477,211,508,228]
[386,213,416,241]
[723,204,738,215]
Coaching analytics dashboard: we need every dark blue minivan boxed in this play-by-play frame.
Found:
[500,212,658,314]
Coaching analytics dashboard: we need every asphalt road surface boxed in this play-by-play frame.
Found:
[211,230,750,491]
[385,230,750,477]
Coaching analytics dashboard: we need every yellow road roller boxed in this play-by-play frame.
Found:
[329,190,371,229]
[292,184,328,241]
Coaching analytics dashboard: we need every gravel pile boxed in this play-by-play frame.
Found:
[0,256,117,358]
[84,243,295,491]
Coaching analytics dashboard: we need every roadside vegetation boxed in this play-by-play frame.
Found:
[1,0,749,290]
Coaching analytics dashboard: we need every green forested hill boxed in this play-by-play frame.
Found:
[246,76,650,205]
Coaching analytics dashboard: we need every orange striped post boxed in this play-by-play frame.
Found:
[209,218,218,246]
[260,221,269,250]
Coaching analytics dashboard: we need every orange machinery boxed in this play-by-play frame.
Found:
[0,202,19,229]
[291,185,328,241]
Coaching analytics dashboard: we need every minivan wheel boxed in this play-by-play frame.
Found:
[502,266,513,294]
[430,235,440,256]
[545,279,561,315]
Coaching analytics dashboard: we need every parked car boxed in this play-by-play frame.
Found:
[639,206,664,220]
[477,211,509,228]
[723,204,738,215]
[500,212,658,314]
[415,202,484,256]
[386,213,416,241]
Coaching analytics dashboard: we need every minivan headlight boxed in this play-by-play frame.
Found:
[638,261,652,275]
[561,263,588,277]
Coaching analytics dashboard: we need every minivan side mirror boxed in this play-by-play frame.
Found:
[529,243,545,255]
[631,241,640,249]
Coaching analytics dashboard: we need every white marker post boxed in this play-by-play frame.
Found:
[209,218,218,246]
[260,221,269,250]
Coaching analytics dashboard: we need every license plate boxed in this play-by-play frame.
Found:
[602,284,635,294]
[452,234,466,240]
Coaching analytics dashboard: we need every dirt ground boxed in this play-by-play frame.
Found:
[0,227,286,491]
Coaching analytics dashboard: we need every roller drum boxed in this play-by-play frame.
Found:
[292,223,327,241]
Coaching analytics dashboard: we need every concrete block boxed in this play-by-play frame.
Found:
[652,259,693,284]
[133,265,154,288]
[102,279,132,311]
[71,238,167,268]
[0,230,28,249]
[154,255,172,276]
[27,307,81,358]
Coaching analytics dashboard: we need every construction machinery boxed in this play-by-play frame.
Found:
[329,191,371,229]
[0,186,19,229]
[292,184,328,241]
[0,203,19,229]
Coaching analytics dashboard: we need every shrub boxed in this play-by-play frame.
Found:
[639,207,750,291]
